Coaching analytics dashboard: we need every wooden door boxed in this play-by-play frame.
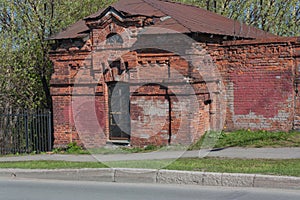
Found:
[108,82,131,140]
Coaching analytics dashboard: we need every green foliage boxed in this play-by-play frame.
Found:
[174,0,300,36]
[0,0,298,111]
[189,130,300,150]
[166,158,300,177]
[188,131,224,150]
[2,158,299,177]
[89,145,163,154]
[119,144,160,153]
[144,144,157,151]
[216,130,300,148]
[53,143,162,155]
[0,0,116,110]
[52,142,89,154]
[51,130,300,154]
[120,146,144,153]
[109,158,300,177]
[65,142,83,154]
[0,160,107,169]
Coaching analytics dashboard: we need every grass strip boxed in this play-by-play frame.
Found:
[166,158,300,177]
[0,158,299,177]
[189,130,300,150]
[0,161,107,169]
[36,131,300,155]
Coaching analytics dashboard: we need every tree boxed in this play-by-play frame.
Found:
[176,0,299,36]
[0,0,298,111]
[0,0,115,111]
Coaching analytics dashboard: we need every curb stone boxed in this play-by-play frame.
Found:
[254,174,300,190]
[114,168,157,183]
[0,168,299,190]
[78,168,114,182]
[222,173,255,187]
[157,170,204,185]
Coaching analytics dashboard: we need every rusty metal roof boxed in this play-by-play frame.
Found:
[50,0,275,40]
[48,19,90,40]
[146,0,274,38]
[86,0,165,19]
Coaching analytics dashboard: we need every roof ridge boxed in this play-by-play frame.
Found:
[155,0,272,37]
[162,0,241,22]
[163,0,209,12]
[50,0,275,40]
[142,0,193,32]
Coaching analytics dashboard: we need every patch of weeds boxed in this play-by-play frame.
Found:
[52,148,63,154]
[120,144,161,153]
[188,131,225,150]
[88,147,127,155]
[144,144,158,151]
[66,142,82,153]
[216,130,299,148]
[120,146,144,153]
[52,142,89,154]
[89,144,186,155]
[29,151,37,155]
[189,130,300,150]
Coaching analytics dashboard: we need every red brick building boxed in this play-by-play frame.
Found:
[49,0,300,148]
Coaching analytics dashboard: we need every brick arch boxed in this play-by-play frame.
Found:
[106,33,124,45]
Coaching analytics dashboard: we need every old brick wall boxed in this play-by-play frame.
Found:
[50,49,110,148]
[209,38,298,132]
[128,54,211,146]
[50,50,89,148]
[50,33,299,149]
[50,42,213,148]
[50,9,299,148]
[50,14,140,148]
[293,40,300,129]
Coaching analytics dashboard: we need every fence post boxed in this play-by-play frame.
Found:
[47,110,52,151]
[24,110,29,152]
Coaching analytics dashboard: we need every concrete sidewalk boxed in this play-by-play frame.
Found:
[0,147,299,162]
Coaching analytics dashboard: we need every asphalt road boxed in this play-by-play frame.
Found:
[0,178,299,200]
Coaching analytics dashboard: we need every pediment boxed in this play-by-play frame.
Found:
[85,6,153,29]
[84,7,124,28]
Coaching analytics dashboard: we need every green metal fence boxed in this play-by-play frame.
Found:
[0,110,52,155]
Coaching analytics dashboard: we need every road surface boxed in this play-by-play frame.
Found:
[0,178,299,200]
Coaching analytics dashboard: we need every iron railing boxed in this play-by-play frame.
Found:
[0,109,52,155]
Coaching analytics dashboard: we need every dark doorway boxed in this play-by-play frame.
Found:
[108,82,131,140]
